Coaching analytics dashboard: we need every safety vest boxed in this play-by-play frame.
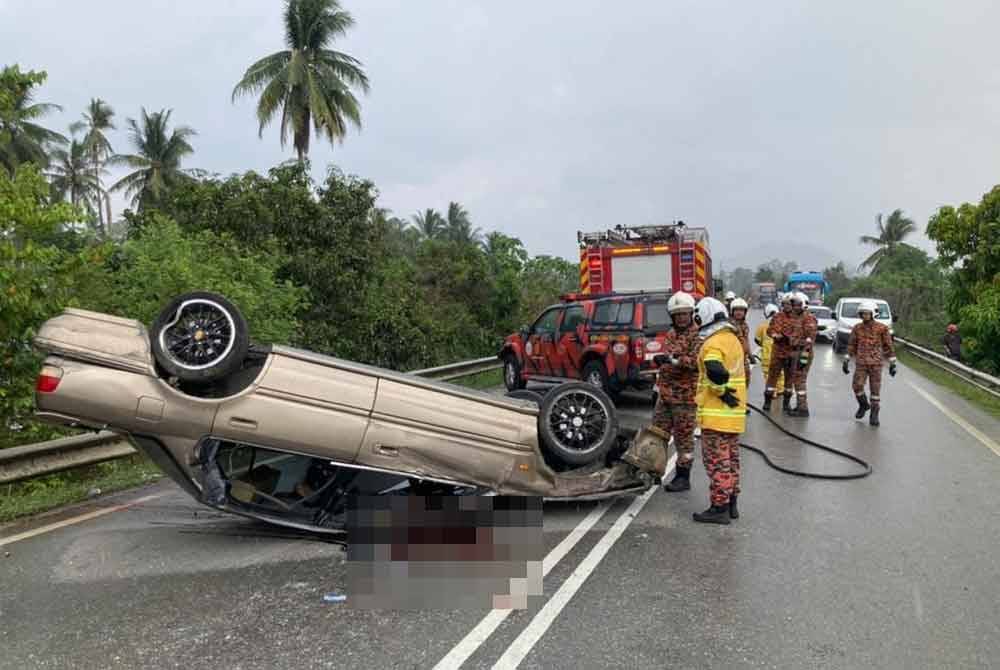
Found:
[696,327,747,434]
[754,322,773,367]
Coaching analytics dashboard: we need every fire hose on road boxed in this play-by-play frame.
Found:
[740,402,873,480]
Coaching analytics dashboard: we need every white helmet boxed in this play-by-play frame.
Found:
[667,291,696,314]
[724,291,736,301]
[789,292,805,306]
[730,297,749,312]
[764,303,779,318]
[780,292,792,304]
[695,297,728,329]
[796,291,810,305]
[858,299,878,316]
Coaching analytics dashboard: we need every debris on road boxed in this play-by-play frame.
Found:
[323,593,347,603]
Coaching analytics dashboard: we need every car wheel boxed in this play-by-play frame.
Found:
[503,353,527,391]
[150,292,250,384]
[537,382,619,467]
[581,360,610,393]
[505,389,544,406]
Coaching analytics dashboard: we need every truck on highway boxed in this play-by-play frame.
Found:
[783,271,831,306]
[576,222,714,299]
[750,282,777,308]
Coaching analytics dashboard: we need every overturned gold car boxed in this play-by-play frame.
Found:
[32,292,668,533]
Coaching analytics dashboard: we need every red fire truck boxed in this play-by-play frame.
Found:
[577,222,714,298]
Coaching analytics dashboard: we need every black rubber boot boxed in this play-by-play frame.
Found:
[869,406,880,426]
[729,494,739,519]
[693,505,731,525]
[762,393,773,411]
[855,394,870,419]
[782,393,792,412]
[663,465,691,492]
[788,406,810,417]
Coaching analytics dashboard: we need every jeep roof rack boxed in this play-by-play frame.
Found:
[559,290,673,303]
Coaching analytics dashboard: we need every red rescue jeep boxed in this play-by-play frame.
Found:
[499,291,675,397]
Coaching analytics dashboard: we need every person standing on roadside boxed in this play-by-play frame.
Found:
[943,324,962,362]
[692,297,746,525]
[652,291,702,492]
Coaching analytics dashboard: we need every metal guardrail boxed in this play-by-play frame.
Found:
[408,356,502,381]
[0,356,504,484]
[0,431,137,485]
[895,337,1000,400]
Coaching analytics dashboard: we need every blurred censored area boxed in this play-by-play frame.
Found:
[346,495,544,610]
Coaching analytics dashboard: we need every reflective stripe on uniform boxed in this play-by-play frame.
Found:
[698,407,747,418]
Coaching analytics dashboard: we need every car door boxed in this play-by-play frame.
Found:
[555,304,587,379]
[525,307,562,377]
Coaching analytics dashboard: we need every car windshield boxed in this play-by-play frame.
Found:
[809,307,832,319]
[841,302,890,319]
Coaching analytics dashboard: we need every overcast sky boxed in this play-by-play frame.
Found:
[4,0,999,270]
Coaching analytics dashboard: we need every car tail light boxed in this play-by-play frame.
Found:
[36,365,63,393]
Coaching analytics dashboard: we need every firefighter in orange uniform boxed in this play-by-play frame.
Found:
[843,300,896,426]
[652,292,701,492]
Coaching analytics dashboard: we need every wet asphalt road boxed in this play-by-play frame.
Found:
[2,317,999,670]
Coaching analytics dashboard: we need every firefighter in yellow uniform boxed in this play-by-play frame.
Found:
[693,296,747,525]
[754,303,784,394]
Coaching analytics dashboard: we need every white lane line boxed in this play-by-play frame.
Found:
[491,476,663,670]
[907,381,1000,457]
[0,493,164,548]
[433,453,677,670]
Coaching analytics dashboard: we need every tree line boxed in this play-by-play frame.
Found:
[0,66,576,449]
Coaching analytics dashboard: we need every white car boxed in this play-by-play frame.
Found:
[808,305,838,343]
[832,297,895,354]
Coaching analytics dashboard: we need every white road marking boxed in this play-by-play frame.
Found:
[0,493,164,548]
[907,381,1000,457]
[433,454,676,670]
[490,477,662,670]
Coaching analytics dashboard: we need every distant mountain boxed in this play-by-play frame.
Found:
[716,240,843,274]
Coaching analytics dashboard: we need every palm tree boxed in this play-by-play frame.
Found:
[410,209,445,240]
[859,209,918,273]
[70,98,115,236]
[444,201,482,245]
[47,137,101,220]
[231,0,370,162]
[0,69,67,173]
[110,108,196,211]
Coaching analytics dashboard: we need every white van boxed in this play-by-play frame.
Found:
[832,297,894,354]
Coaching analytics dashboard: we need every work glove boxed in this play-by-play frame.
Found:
[720,388,740,408]
[798,350,810,366]
[889,361,897,377]
[842,359,850,375]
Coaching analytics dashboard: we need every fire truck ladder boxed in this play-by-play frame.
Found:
[677,235,697,292]
[585,247,604,293]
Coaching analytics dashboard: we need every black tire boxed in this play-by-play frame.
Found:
[503,353,526,391]
[150,292,250,384]
[537,382,619,467]
[581,359,610,394]
[506,389,544,406]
